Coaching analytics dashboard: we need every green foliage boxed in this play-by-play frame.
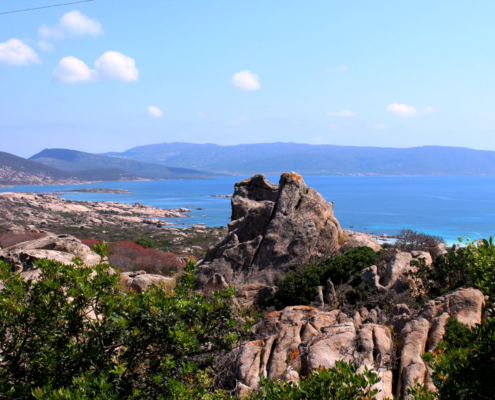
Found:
[267,247,377,309]
[421,317,495,400]
[92,241,110,261]
[0,259,239,399]
[413,238,495,399]
[411,237,495,304]
[249,361,382,400]
[133,238,156,249]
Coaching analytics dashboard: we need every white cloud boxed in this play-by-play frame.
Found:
[374,123,388,129]
[52,51,138,84]
[39,10,103,39]
[38,41,54,52]
[0,39,41,66]
[94,51,139,82]
[386,103,437,117]
[326,110,357,117]
[148,106,163,118]
[52,56,96,83]
[423,106,437,114]
[231,70,260,91]
[386,102,418,117]
[325,65,348,72]
[198,111,207,118]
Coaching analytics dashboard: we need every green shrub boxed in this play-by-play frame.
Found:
[249,360,382,400]
[133,237,156,249]
[0,259,239,399]
[267,247,377,310]
[412,238,495,399]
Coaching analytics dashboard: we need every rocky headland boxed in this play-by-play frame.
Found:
[0,171,486,399]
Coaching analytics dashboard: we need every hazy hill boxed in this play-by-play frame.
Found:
[30,149,212,179]
[105,142,495,176]
[0,151,82,185]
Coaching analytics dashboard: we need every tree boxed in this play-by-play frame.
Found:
[0,259,239,399]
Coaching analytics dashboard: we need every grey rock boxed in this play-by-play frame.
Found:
[197,173,343,302]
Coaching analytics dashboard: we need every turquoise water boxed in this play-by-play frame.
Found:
[2,176,495,244]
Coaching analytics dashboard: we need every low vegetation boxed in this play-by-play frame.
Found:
[266,246,378,310]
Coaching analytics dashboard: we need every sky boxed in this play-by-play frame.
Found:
[1,0,495,158]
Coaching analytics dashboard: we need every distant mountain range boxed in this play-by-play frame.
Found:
[30,149,212,179]
[0,149,213,186]
[105,142,495,176]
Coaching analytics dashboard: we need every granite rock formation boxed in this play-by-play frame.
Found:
[0,233,101,273]
[197,173,344,302]
[234,287,484,399]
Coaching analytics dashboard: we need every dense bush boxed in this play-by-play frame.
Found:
[267,247,377,310]
[0,231,45,248]
[108,241,183,276]
[249,361,382,400]
[409,238,495,399]
[0,259,239,399]
[134,237,156,248]
[395,229,445,259]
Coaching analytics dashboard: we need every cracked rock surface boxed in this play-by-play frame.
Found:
[197,173,344,301]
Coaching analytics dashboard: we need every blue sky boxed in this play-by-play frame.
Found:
[1,0,495,157]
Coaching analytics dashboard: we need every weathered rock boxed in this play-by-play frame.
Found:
[341,230,382,252]
[129,274,176,293]
[396,287,484,398]
[197,173,343,302]
[236,306,393,399]
[0,234,100,272]
[362,251,433,294]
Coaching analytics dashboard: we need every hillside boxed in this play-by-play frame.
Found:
[105,142,495,176]
[30,149,212,179]
[0,151,83,185]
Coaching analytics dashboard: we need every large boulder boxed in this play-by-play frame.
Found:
[119,270,176,292]
[341,230,382,252]
[362,251,433,294]
[235,306,393,399]
[197,173,344,301]
[0,233,100,272]
[396,287,484,398]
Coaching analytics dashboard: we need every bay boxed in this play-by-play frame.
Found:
[2,176,495,244]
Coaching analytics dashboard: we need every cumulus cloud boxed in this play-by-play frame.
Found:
[326,110,357,117]
[94,51,138,82]
[52,56,96,83]
[386,103,437,117]
[0,39,41,66]
[325,65,348,72]
[148,106,163,118]
[39,10,103,39]
[231,70,260,91]
[52,51,138,84]
[38,41,54,52]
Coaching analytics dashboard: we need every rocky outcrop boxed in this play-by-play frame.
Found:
[396,287,484,398]
[0,233,100,272]
[234,288,484,399]
[341,230,382,252]
[119,270,176,292]
[235,306,393,399]
[197,173,344,302]
[363,251,432,294]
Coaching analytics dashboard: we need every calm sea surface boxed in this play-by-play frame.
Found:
[2,176,495,244]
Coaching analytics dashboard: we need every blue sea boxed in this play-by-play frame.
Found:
[2,176,495,245]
